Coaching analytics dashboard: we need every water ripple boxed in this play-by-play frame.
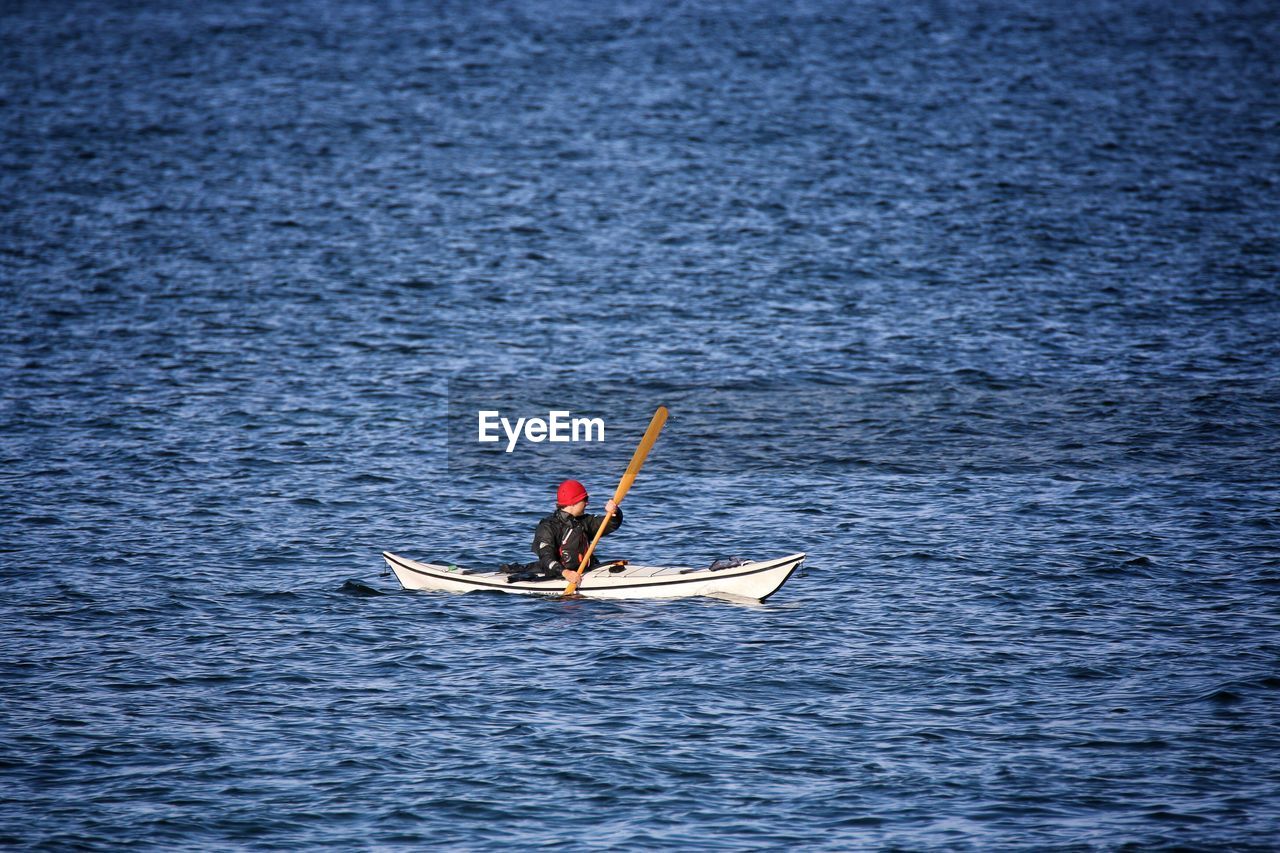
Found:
[3,0,1280,848]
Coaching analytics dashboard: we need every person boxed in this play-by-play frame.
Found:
[532,479,621,585]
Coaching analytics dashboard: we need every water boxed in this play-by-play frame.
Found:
[3,0,1279,847]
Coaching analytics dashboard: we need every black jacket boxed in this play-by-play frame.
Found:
[532,507,622,577]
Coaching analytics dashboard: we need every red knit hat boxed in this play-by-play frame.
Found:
[556,479,588,507]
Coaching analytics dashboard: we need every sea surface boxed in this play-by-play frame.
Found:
[3,0,1279,848]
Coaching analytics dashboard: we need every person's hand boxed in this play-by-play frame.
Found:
[563,569,583,586]
[604,499,617,515]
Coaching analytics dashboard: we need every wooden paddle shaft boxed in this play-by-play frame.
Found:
[564,406,668,595]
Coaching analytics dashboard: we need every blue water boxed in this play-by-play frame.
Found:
[3,0,1280,847]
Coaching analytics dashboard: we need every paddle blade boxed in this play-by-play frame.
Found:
[612,406,668,504]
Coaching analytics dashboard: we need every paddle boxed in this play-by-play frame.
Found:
[563,405,668,596]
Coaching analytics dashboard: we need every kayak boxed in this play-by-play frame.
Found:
[382,551,805,602]
[383,552,804,601]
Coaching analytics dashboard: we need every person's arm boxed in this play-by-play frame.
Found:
[532,517,567,577]
[583,503,622,539]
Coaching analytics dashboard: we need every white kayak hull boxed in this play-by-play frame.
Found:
[382,551,805,602]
